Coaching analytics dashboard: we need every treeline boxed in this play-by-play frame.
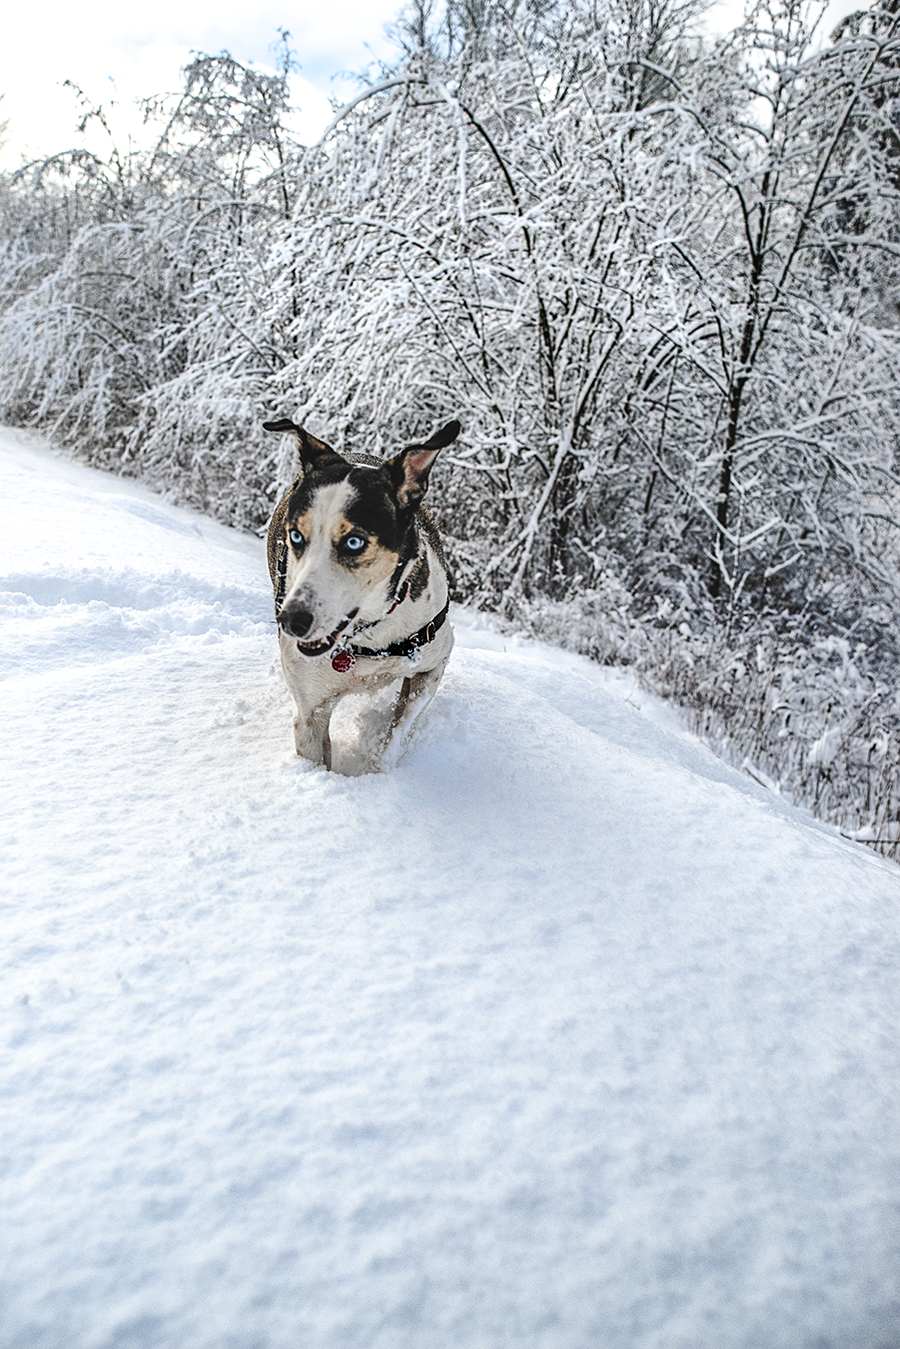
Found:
[3,0,900,850]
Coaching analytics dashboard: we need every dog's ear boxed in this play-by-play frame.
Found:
[263,418,342,469]
[387,420,461,508]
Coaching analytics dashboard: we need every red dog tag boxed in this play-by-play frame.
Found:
[331,650,356,673]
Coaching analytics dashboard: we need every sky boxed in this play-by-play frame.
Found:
[0,0,864,170]
[0,0,402,168]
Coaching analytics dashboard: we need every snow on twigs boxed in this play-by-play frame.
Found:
[1,431,900,1348]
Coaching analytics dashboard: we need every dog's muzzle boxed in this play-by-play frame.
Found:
[280,606,359,658]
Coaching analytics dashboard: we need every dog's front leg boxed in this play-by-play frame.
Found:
[379,660,448,769]
[328,658,448,776]
[280,636,335,766]
[291,699,335,766]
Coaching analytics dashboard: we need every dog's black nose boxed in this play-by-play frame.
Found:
[279,605,315,639]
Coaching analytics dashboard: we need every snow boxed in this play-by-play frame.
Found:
[808,726,843,769]
[1,427,899,1349]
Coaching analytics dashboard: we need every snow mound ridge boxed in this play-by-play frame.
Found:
[0,566,271,681]
[0,567,267,617]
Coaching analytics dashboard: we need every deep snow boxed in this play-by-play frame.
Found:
[1,428,899,1349]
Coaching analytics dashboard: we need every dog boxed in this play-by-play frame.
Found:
[263,416,460,774]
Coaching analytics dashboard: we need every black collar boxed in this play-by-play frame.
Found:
[345,597,450,661]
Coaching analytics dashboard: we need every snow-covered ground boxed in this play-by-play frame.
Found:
[2,427,899,1349]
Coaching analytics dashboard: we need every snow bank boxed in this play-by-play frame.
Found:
[1,429,899,1349]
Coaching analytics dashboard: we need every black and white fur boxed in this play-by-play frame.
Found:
[264,417,460,775]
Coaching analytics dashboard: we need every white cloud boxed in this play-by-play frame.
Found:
[703,0,867,41]
[1,0,872,168]
[0,0,400,167]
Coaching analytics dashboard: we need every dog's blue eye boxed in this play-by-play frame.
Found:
[289,528,304,547]
[344,534,366,552]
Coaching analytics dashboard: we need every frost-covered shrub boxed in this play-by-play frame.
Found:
[0,53,297,522]
[640,618,900,860]
[503,576,645,668]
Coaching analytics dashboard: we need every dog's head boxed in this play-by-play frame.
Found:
[264,417,460,655]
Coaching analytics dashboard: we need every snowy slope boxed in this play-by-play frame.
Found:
[1,428,899,1349]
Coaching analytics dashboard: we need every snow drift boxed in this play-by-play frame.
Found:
[1,428,899,1349]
